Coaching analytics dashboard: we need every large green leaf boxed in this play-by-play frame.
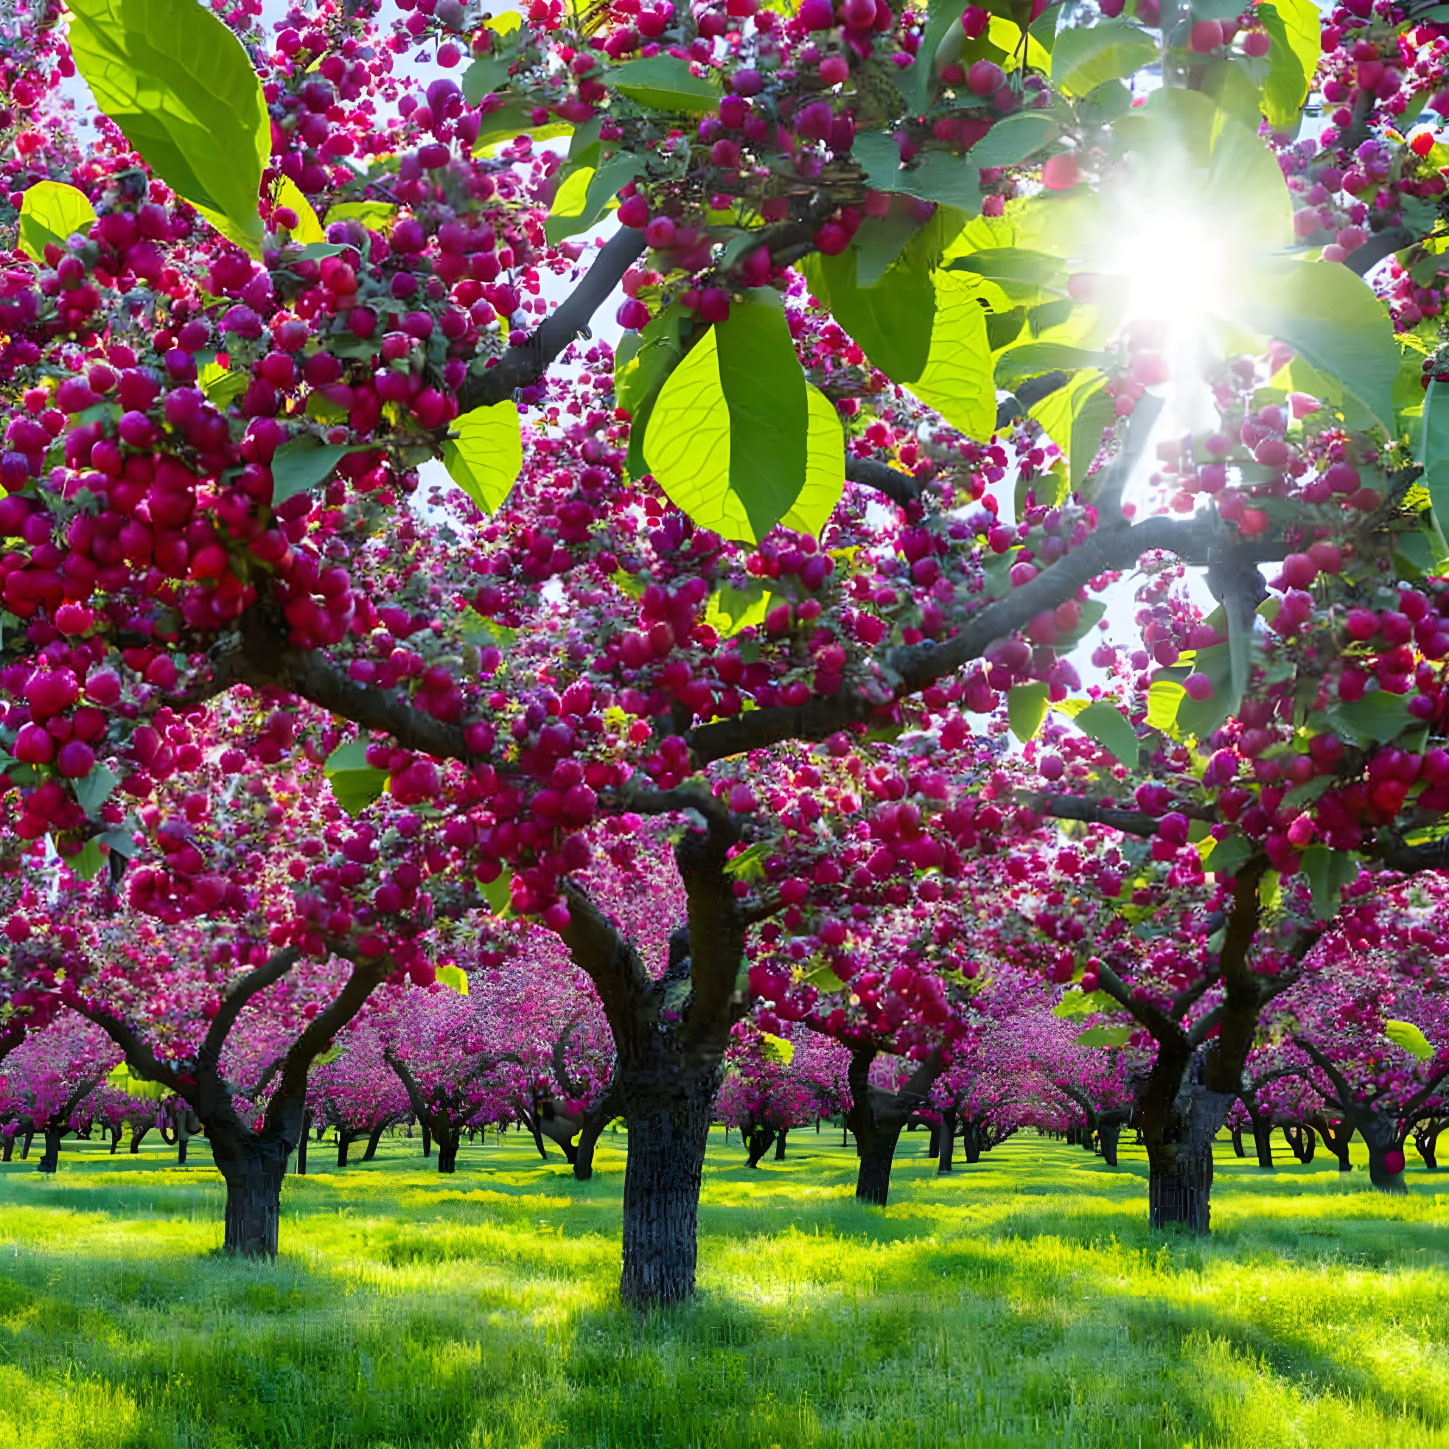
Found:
[642,295,809,543]
[67,0,270,257]
[324,740,389,817]
[967,113,1059,170]
[544,151,638,245]
[1076,1024,1132,1048]
[1385,1019,1434,1061]
[904,271,995,441]
[1324,691,1417,746]
[805,250,934,385]
[1256,0,1321,133]
[271,437,350,505]
[1421,378,1449,538]
[1073,700,1138,767]
[1049,21,1157,97]
[473,97,572,153]
[17,181,96,262]
[1226,259,1400,427]
[780,386,845,537]
[1300,845,1359,920]
[443,401,524,514]
[616,305,688,481]
[1008,682,1049,743]
[609,55,721,113]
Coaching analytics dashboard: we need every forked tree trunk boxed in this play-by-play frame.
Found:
[36,1126,63,1174]
[421,1123,432,1158]
[1413,1118,1443,1170]
[960,1120,982,1163]
[774,1128,787,1160]
[744,1123,775,1168]
[1,1134,13,1162]
[1282,1122,1316,1163]
[1143,1070,1234,1234]
[937,1108,957,1174]
[617,1058,718,1309]
[129,1124,150,1154]
[296,1113,311,1176]
[1360,1117,1406,1193]
[1310,1114,1353,1171]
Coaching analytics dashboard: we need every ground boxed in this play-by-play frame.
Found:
[0,1126,1445,1449]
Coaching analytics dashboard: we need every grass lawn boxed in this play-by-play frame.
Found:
[0,1126,1445,1449]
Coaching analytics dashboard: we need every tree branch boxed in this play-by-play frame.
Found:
[73,1006,191,1102]
[457,228,647,413]
[270,958,385,1110]
[199,946,301,1075]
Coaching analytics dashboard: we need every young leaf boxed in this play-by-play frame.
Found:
[1076,1024,1132,1048]
[642,295,809,543]
[17,181,96,262]
[323,740,389,817]
[435,964,470,996]
[444,401,524,514]
[1385,1019,1434,1061]
[1073,700,1139,766]
[1256,0,1321,132]
[274,175,325,244]
[67,0,271,257]
[1300,845,1359,920]
[1008,682,1049,743]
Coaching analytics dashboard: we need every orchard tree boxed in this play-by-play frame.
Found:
[8,0,1449,1305]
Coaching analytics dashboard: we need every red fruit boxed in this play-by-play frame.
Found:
[1041,153,1079,191]
[617,193,650,229]
[967,60,1006,96]
[56,739,96,779]
[1279,553,1318,590]
[1241,29,1270,57]
[616,298,651,330]
[1306,541,1343,574]
[1188,18,1222,51]
[1381,1149,1405,1175]
[1183,672,1214,703]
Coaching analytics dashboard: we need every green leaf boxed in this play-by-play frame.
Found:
[435,964,470,996]
[197,354,248,407]
[68,840,107,881]
[1385,1019,1434,1062]
[1300,845,1358,920]
[995,343,1105,391]
[1070,382,1117,488]
[904,271,995,441]
[616,304,688,480]
[323,739,389,817]
[67,0,270,257]
[950,245,1063,295]
[642,295,809,543]
[1146,678,1186,735]
[1421,377,1449,541]
[1203,834,1253,878]
[805,249,934,385]
[473,96,572,154]
[1008,682,1049,743]
[1226,259,1400,428]
[443,401,524,514]
[760,1032,795,1067]
[1053,990,1116,1019]
[480,865,513,916]
[544,151,638,245]
[461,53,514,106]
[1073,700,1138,767]
[852,200,965,288]
[17,181,96,263]
[967,113,1059,170]
[1076,1024,1132,1048]
[609,55,721,113]
[274,175,324,244]
[1256,0,1320,134]
[1324,692,1416,747]
[75,764,119,821]
[780,386,845,537]
[705,582,771,638]
[271,437,350,506]
[327,200,398,231]
[1049,21,1157,97]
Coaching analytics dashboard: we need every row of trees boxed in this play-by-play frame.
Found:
[2,0,1449,1308]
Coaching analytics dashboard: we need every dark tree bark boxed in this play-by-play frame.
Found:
[1282,1122,1316,1163]
[845,1046,943,1206]
[421,1122,432,1158]
[436,1128,460,1174]
[335,1129,357,1168]
[37,1125,64,1173]
[296,1111,312,1176]
[961,1119,983,1163]
[574,1109,609,1181]
[1251,1119,1275,1170]
[926,1121,940,1159]
[744,1118,776,1168]
[129,1123,151,1154]
[361,1118,391,1161]
[1309,1112,1355,1171]
[316,1117,328,1142]
[21,1128,33,1160]
[1,1133,13,1162]
[1098,1115,1124,1167]
[1142,1061,1234,1234]
[774,1127,787,1160]
[1362,1116,1407,1193]
[109,1123,122,1154]
[211,1122,290,1258]
[1230,1126,1245,1158]
[1413,1116,1445,1169]
[937,1107,957,1174]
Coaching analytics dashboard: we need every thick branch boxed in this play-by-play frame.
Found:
[844,458,924,509]
[199,946,301,1074]
[271,959,384,1109]
[457,229,647,412]
[557,881,652,1030]
[74,1006,191,1102]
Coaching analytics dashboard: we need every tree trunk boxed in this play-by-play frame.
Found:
[213,1128,289,1259]
[109,1124,121,1154]
[421,1123,432,1158]
[961,1120,983,1163]
[1413,1119,1442,1170]
[744,1123,775,1168]
[1251,1119,1274,1170]
[1,1134,12,1162]
[296,1113,310,1176]
[436,1128,460,1174]
[854,1128,901,1205]
[36,1126,62,1174]
[617,1059,718,1309]
[1098,1117,1122,1168]
[1310,1114,1353,1171]
[574,1110,608,1182]
[926,1122,940,1159]
[336,1130,357,1168]
[1230,1126,1245,1158]
[129,1124,150,1154]
[1143,1074,1233,1235]
[774,1127,787,1161]
[1361,1117,1406,1193]
[362,1120,389,1162]
[937,1108,957,1174]
[841,1118,848,1147]
[21,1128,33,1160]
[316,1118,328,1141]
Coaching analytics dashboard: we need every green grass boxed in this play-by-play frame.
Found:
[1,1127,1446,1449]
